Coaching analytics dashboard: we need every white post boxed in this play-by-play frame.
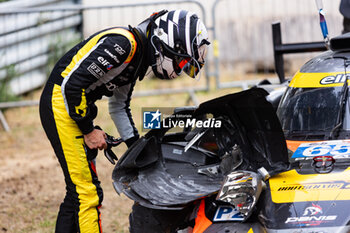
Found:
[0,110,10,132]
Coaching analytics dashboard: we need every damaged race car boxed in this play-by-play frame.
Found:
[112,87,290,233]
[269,33,350,232]
[110,14,350,233]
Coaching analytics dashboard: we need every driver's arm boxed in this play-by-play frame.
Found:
[109,81,139,147]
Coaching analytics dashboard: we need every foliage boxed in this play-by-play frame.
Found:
[0,65,19,102]
[46,31,82,78]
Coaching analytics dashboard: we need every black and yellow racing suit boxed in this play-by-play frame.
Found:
[39,27,145,232]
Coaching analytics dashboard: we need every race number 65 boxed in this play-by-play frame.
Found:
[302,145,350,157]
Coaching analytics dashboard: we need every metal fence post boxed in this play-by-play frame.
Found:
[212,0,223,89]
[0,110,10,132]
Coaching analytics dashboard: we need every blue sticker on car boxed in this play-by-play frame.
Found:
[213,206,244,222]
[292,140,350,159]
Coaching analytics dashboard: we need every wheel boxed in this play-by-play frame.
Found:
[129,202,194,233]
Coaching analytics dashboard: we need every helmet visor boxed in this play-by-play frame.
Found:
[174,44,208,78]
[176,57,204,78]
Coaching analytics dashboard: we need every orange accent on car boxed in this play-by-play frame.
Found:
[193,199,212,233]
[286,140,321,152]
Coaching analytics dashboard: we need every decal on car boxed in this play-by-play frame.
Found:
[292,140,350,160]
[289,72,350,88]
[269,168,350,203]
[277,182,346,191]
[285,203,337,227]
[213,206,244,222]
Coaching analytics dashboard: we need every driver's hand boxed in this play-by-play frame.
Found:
[84,128,107,150]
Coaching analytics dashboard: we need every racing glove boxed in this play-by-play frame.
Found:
[104,133,123,164]
[93,125,123,164]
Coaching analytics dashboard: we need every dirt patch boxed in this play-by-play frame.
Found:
[0,104,133,233]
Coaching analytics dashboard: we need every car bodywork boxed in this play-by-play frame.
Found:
[252,33,350,233]
[112,28,350,233]
[112,88,289,209]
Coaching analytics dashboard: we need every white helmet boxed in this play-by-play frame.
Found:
[149,10,210,80]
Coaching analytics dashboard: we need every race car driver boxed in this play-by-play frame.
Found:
[39,9,209,233]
